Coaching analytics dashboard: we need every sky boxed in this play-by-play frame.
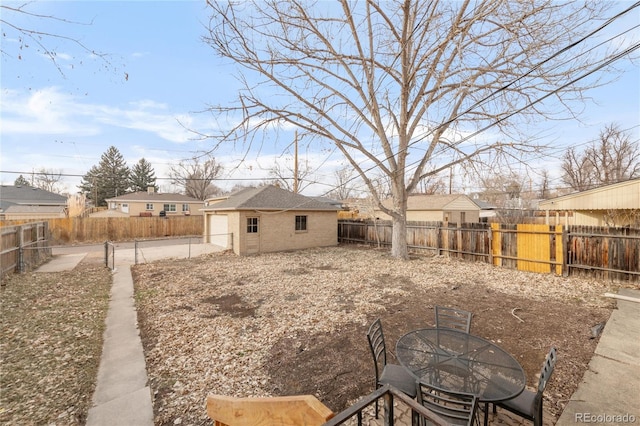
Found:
[1,1,639,197]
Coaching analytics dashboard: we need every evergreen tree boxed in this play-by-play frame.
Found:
[79,165,101,206]
[130,158,158,193]
[14,175,31,187]
[79,146,131,206]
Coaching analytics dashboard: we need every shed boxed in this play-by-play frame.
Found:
[538,179,640,227]
[375,194,481,223]
[202,185,341,255]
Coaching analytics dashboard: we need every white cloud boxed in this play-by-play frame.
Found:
[1,87,100,135]
[56,52,73,61]
[0,87,207,143]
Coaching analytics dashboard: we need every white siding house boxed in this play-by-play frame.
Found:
[538,179,640,227]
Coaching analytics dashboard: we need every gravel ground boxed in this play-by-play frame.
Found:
[132,245,620,426]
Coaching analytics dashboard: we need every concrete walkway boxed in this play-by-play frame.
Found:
[37,246,639,425]
[85,258,154,426]
[556,287,640,425]
[38,242,222,426]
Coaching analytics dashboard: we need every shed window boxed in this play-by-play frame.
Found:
[146,203,154,211]
[182,204,190,212]
[163,204,177,212]
[295,215,307,231]
[247,217,259,233]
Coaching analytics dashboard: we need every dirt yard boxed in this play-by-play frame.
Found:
[132,245,622,426]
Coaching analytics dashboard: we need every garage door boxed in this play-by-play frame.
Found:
[208,214,229,248]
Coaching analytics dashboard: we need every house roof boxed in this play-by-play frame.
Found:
[310,196,346,209]
[0,185,67,206]
[105,191,202,203]
[203,185,341,211]
[381,194,480,211]
[472,199,497,210]
[2,205,66,214]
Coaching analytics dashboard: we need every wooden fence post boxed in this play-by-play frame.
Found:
[490,223,501,267]
[562,227,569,277]
[18,225,25,273]
[487,227,493,265]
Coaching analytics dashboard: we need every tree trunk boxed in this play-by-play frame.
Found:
[391,214,409,260]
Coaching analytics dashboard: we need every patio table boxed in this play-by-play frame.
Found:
[396,328,526,423]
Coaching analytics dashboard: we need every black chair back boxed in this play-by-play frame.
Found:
[417,380,479,426]
[435,306,473,333]
[537,347,557,394]
[367,319,387,383]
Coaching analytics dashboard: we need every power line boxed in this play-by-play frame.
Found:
[0,170,280,182]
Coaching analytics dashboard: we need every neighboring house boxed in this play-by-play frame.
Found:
[472,199,498,222]
[0,185,67,220]
[101,188,204,217]
[375,194,481,223]
[202,185,341,255]
[538,178,640,227]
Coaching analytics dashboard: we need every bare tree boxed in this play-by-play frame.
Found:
[539,169,552,199]
[34,168,65,194]
[472,169,542,223]
[1,3,115,77]
[169,155,224,200]
[326,166,359,201]
[475,172,525,209]
[268,158,315,193]
[562,124,640,191]
[561,147,596,191]
[604,209,640,228]
[204,0,630,259]
[590,124,640,185]
[413,173,447,195]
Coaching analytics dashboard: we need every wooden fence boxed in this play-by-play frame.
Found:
[338,220,639,283]
[565,225,640,282]
[1,222,51,280]
[0,216,204,245]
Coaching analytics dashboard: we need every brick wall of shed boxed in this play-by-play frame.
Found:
[236,210,337,255]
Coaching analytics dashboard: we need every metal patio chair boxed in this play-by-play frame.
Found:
[367,318,417,418]
[417,380,480,426]
[435,306,473,333]
[489,347,557,426]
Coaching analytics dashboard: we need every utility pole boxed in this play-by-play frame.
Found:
[293,130,299,193]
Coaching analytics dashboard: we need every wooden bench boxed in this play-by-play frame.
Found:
[206,394,334,426]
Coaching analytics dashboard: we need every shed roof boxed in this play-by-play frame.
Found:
[538,179,640,211]
[203,185,341,211]
[105,191,202,203]
[0,185,67,206]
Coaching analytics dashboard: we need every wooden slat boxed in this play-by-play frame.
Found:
[516,224,551,273]
[555,225,564,275]
[491,223,502,266]
[206,394,334,426]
